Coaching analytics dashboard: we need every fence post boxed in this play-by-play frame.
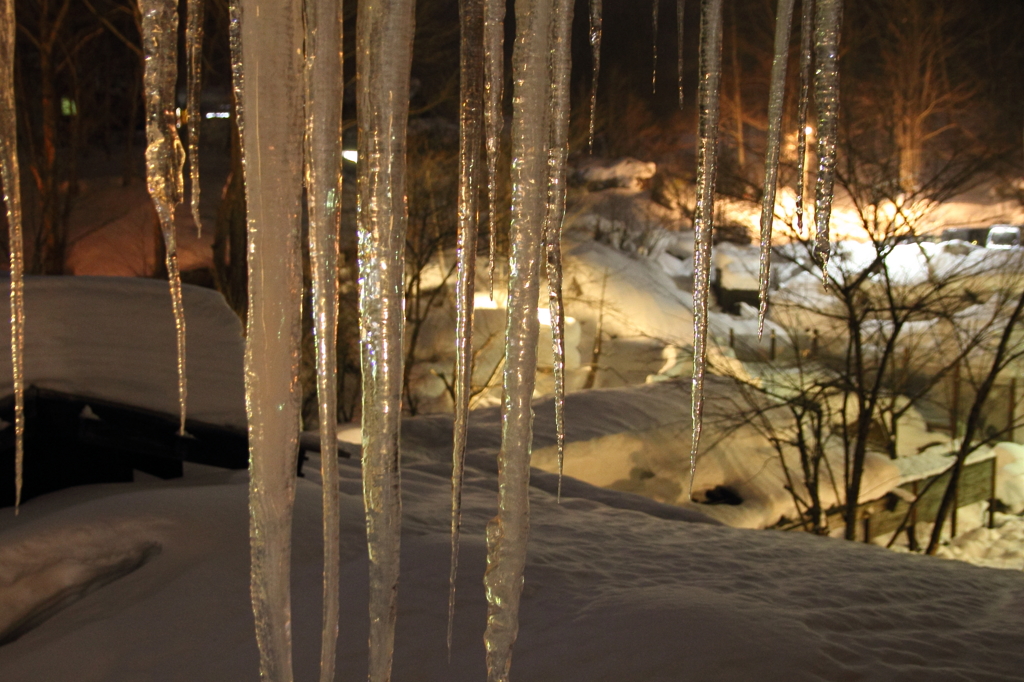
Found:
[769,328,776,362]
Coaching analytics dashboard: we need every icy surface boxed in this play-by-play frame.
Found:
[234,0,306,678]
[356,1,417,679]
[140,0,188,435]
[303,0,344,678]
[794,0,814,236]
[690,0,725,498]
[812,0,843,277]
[676,0,685,108]
[186,0,204,237]
[3,460,1024,681]
[449,0,485,655]
[0,0,24,510]
[484,0,506,295]
[756,0,795,334]
[483,0,552,677]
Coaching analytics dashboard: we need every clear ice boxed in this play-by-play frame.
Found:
[448,0,485,658]
[756,0,795,337]
[794,0,814,237]
[232,0,305,679]
[546,0,574,500]
[186,0,204,237]
[356,0,417,679]
[0,0,24,512]
[677,0,685,109]
[139,0,188,436]
[587,0,602,152]
[689,0,724,500]
[482,0,553,677]
[484,0,506,297]
[812,0,842,280]
[303,0,344,679]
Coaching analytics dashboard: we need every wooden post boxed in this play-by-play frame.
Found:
[908,480,919,551]
[729,327,735,349]
[862,513,872,543]
[989,455,998,530]
[769,328,776,362]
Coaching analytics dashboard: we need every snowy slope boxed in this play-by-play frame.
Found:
[1,460,1023,681]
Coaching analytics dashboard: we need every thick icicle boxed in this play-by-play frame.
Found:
[794,0,814,237]
[0,0,24,512]
[482,0,552,677]
[448,0,485,658]
[812,0,842,280]
[232,0,305,679]
[689,0,724,500]
[139,0,188,436]
[546,0,574,501]
[356,0,416,679]
[186,0,203,237]
[484,0,506,297]
[303,0,343,679]
[587,0,602,152]
[651,0,659,93]
[755,0,795,337]
[677,0,685,109]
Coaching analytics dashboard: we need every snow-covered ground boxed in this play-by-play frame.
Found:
[2,457,1024,681]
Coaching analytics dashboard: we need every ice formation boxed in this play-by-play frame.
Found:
[231,0,305,679]
[484,0,506,295]
[756,0,796,336]
[546,0,573,499]
[302,0,344,679]
[186,0,203,237]
[795,0,814,237]
[689,0,724,499]
[355,0,417,679]
[448,0,485,657]
[587,0,602,152]
[0,0,23,511]
[482,0,553,677]
[813,0,843,279]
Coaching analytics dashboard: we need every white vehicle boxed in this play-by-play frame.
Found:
[986,224,1021,249]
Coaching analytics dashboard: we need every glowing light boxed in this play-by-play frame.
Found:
[204,111,230,119]
[804,126,814,135]
[473,293,499,309]
[342,150,358,163]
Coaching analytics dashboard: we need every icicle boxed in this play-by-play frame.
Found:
[755,0,795,338]
[356,0,416,679]
[546,0,573,501]
[794,0,814,238]
[485,0,506,298]
[812,0,842,281]
[186,0,204,237]
[689,0,724,501]
[139,0,188,437]
[587,0,602,152]
[448,0,485,659]
[677,0,685,109]
[232,0,305,679]
[303,0,343,679]
[482,0,553,677]
[651,0,659,93]
[0,0,24,513]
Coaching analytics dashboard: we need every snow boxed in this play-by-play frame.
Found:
[2,457,1023,681]
[0,276,246,430]
[575,157,656,190]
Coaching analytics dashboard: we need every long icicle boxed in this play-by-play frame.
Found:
[755,0,795,337]
[303,0,343,679]
[794,0,814,238]
[677,0,685,109]
[186,0,204,237]
[689,0,724,501]
[139,0,188,437]
[482,0,553,677]
[587,0,602,152]
[0,0,24,513]
[484,0,506,297]
[812,0,842,281]
[356,0,417,679]
[546,0,574,501]
[448,0,485,659]
[651,0,659,93]
[232,0,305,678]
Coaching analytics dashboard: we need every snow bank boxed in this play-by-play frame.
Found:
[0,276,246,430]
[2,460,1023,681]
[575,157,657,190]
